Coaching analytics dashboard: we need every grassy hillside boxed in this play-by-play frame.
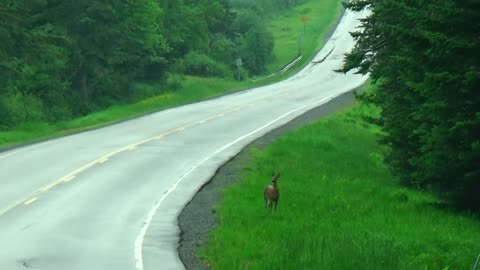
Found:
[267,0,342,73]
[0,0,343,150]
[202,104,480,269]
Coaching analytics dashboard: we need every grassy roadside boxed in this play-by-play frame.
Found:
[266,0,343,74]
[201,103,480,269]
[0,77,249,148]
[0,0,343,150]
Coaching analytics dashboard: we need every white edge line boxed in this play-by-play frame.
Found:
[0,111,232,217]
[134,95,333,270]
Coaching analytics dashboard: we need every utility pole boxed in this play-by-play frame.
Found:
[235,57,243,80]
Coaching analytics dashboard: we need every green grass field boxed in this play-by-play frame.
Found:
[266,0,343,73]
[202,104,480,270]
[0,0,343,149]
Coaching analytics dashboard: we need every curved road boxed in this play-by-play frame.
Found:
[0,9,368,270]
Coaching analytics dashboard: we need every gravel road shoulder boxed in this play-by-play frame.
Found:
[178,90,358,270]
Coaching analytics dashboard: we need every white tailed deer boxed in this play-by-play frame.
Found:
[264,173,280,211]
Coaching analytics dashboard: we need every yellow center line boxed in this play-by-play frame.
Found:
[0,97,276,217]
[24,197,37,205]
[193,112,229,125]
[98,157,109,164]
[227,104,252,113]
[63,175,76,182]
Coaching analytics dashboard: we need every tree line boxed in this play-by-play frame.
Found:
[0,0,306,130]
[339,0,479,211]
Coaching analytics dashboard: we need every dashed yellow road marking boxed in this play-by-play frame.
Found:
[0,96,275,217]
[63,175,76,182]
[24,197,37,205]
[98,157,109,164]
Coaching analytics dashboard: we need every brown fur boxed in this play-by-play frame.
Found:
[264,173,280,211]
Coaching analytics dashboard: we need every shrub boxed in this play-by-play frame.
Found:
[179,51,230,77]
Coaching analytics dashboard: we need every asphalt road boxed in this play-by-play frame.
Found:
[0,9,368,270]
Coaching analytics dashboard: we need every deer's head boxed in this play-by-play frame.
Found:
[271,172,280,184]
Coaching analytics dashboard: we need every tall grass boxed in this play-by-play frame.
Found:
[202,105,480,270]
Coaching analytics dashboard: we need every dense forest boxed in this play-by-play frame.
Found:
[339,0,480,211]
[0,0,307,130]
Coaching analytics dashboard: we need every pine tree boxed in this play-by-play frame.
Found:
[339,0,480,210]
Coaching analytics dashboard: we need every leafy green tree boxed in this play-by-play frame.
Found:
[242,24,274,75]
[0,0,308,130]
[0,0,71,127]
[34,0,167,110]
[230,8,274,75]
